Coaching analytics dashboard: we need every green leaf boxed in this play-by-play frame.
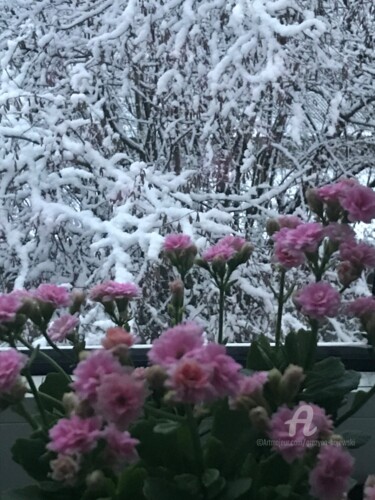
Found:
[219,478,252,500]
[116,466,148,500]
[203,436,225,470]
[174,474,200,496]
[283,329,316,370]
[38,372,71,412]
[340,430,371,449]
[202,469,220,488]
[153,420,181,435]
[246,335,276,371]
[11,437,51,482]
[143,477,198,500]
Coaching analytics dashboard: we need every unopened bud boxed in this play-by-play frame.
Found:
[169,279,184,303]
[62,392,79,415]
[235,242,254,264]
[249,406,270,433]
[280,364,305,402]
[266,219,280,237]
[146,365,168,391]
[337,261,362,287]
[306,189,324,217]
[328,434,345,446]
[70,289,86,315]
[86,470,107,493]
[50,454,80,485]
[365,475,375,489]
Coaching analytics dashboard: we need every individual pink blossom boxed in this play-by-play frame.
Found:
[346,297,375,318]
[167,357,214,404]
[364,476,375,500]
[188,343,242,398]
[219,235,247,251]
[71,350,124,403]
[0,349,27,394]
[309,445,354,500]
[316,179,357,203]
[238,372,269,397]
[89,281,140,303]
[102,327,134,350]
[337,261,362,287]
[274,239,306,268]
[268,402,333,463]
[277,215,303,229]
[148,322,205,367]
[288,223,325,253]
[339,240,375,268]
[294,282,341,320]
[164,234,193,251]
[33,284,70,307]
[0,293,21,323]
[50,454,81,485]
[95,373,146,430]
[48,416,101,455]
[203,242,236,262]
[340,184,375,223]
[47,315,79,342]
[103,425,139,467]
[324,223,355,244]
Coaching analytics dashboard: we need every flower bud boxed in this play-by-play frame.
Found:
[169,279,184,300]
[86,470,108,495]
[235,242,254,265]
[69,289,86,315]
[249,406,270,433]
[337,261,362,287]
[62,392,80,415]
[280,364,305,402]
[146,365,168,391]
[266,219,280,236]
[306,188,324,217]
[50,454,80,485]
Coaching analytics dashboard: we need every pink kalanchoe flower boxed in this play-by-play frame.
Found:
[189,343,242,398]
[340,184,375,223]
[219,235,247,251]
[339,240,375,268]
[96,373,146,430]
[0,349,27,394]
[0,293,21,323]
[167,356,214,404]
[103,425,139,467]
[47,315,79,342]
[364,476,375,500]
[294,282,341,320]
[48,416,101,455]
[50,454,81,485]
[102,327,134,350]
[148,322,205,367]
[238,371,269,397]
[269,402,333,463]
[324,223,356,244]
[71,350,124,403]
[288,223,325,253]
[346,297,375,318]
[274,237,306,269]
[203,242,236,262]
[33,284,70,308]
[89,281,140,303]
[309,444,354,500]
[164,234,193,251]
[316,179,357,203]
[277,215,303,229]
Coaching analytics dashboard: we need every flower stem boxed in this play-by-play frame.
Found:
[144,403,185,422]
[218,286,225,344]
[12,402,39,430]
[275,268,286,349]
[24,369,48,431]
[185,405,204,475]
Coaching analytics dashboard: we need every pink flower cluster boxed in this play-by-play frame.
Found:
[268,402,333,463]
[0,293,21,323]
[273,223,324,268]
[316,179,375,223]
[47,315,79,342]
[102,327,134,350]
[33,284,70,308]
[339,240,375,269]
[309,445,354,500]
[294,282,341,320]
[0,349,27,394]
[149,322,242,404]
[48,416,101,455]
[89,281,140,303]
[202,235,247,262]
[346,297,375,318]
[164,234,194,251]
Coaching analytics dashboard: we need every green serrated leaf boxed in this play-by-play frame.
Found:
[153,420,181,434]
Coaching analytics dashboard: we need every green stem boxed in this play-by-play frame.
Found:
[336,384,375,427]
[18,337,72,382]
[218,286,225,344]
[185,405,204,475]
[275,269,286,349]
[144,403,185,422]
[24,370,48,431]
[306,319,319,370]
[30,390,65,411]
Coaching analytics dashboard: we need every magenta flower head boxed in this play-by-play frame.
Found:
[339,240,375,269]
[163,234,197,274]
[47,314,79,342]
[294,282,340,320]
[273,232,306,269]
[316,179,356,204]
[0,349,27,394]
[309,444,354,500]
[364,476,375,500]
[164,234,193,252]
[103,425,139,469]
[203,235,252,264]
[95,372,146,430]
[346,297,375,319]
[148,322,205,367]
[72,350,124,403]
[268,402,333,463]
[340,184,375,223]
[48,415,101,455]
[0,293,22,323]
[33,284,71,308]
[89,281,140,303]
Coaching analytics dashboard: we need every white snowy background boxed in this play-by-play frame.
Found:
[0,0,374,343]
